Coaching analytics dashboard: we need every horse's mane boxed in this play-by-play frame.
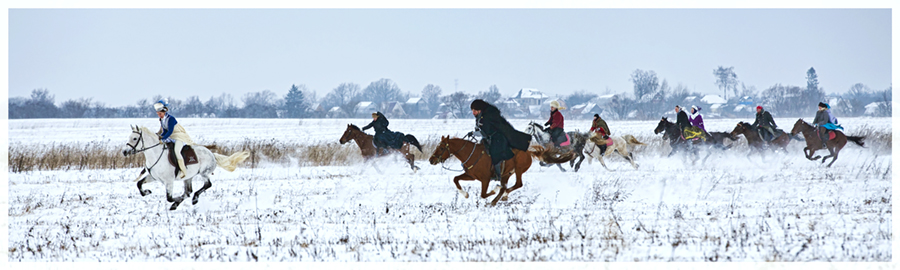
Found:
[348,124,361,131]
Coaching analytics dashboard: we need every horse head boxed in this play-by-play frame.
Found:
[790,118,810,136]
[340,124,361,144]
[123,125,156,157]
[428,135,452,165]
[654,117,670,134]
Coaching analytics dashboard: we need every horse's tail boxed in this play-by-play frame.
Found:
[405,134,423,152]
[528,145,576,164]
[213,151,251,172]
[846,136,865,147]
[623,134,646,146]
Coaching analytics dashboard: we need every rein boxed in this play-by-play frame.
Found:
[128,128,166,175]
[437,137,482,172]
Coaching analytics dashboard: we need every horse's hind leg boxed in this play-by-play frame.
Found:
[183,176,193,198]
[555,163,566,172]
[573,153,585,172]
[192,175,212,205]
[625,152,639,170]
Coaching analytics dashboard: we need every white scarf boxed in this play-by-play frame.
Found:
[690,111,701,120]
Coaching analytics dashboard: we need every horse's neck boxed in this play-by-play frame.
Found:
[531,126,549,143]
[448,139,475,160]
[353,131,372,147]
[140,135,166,167]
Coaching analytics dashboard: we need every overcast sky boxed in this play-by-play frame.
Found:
[8,8,892,107]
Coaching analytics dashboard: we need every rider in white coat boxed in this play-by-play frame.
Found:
[154,99,194,178]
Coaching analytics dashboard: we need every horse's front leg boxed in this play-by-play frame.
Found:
[555,163,566,172]
[164,178,184,210]
[598,155,613,172]
[453,174,476,199]
[136,177,152,196]
[183,176,194,199]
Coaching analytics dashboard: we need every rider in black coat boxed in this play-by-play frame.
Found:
[675,105,691,132]
[470,99,532,180]
[362,111,401,154]
[751,106,778,141]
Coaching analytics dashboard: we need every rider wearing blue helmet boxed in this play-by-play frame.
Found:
[154,99,194,178]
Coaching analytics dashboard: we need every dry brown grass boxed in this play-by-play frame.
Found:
[8,139,443,172]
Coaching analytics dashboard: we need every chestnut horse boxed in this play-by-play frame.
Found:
[790,119,865,167]
[339,124,422,172]
[428,136,573,206]
[730,122,793,155]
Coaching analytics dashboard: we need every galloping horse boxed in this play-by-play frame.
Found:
[654,117,699,158]
[428,136,573,206]
[339,124,423,172]
[523,121,589,172]
[123,126,250,210]
[586,133,645,171]
[790,119,865,167]
[730,122,793,155]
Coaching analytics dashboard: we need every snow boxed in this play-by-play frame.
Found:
[516,88,549,99]
[701,95,727,104]
[6,117,893,262]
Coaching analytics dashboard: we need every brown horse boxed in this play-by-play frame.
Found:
[339,124,421,172]
[428,136,573,206]
[790,119,865,167]
[730,122,792,155]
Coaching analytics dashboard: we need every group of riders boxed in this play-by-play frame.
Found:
[149,96,844,182]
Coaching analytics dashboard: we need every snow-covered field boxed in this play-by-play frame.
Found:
[6,117,893,262]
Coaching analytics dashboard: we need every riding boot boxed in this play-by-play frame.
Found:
[818,128,829,148]
[492,161,503,181]
[176,158,188,179]
[598,144,608,156]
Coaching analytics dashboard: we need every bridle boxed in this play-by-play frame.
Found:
[527,122,548,144]
[127,127,166,174]
[433,136,482,172]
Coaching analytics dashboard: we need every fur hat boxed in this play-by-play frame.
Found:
[594,114,600,118]
[818,102,827,108]
[550,100,566,110]
[470,99,488,110]
[691,105,700,111]
[153,99,168,112]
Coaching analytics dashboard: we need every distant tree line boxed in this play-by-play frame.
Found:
[9,69,892,119]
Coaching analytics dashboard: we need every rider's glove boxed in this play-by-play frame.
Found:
[465,131,474,137]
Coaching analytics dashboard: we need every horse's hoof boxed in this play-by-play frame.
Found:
[140,190,151,196]
[501,196,509,201]
[192,196,200,205]
[169,203,180,210]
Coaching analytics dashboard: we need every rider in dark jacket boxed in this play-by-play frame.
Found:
[751,106,778,141]
[544,100,566,146]
[470,99,532,180]
[362,111,401,154]
[675,105,691,132]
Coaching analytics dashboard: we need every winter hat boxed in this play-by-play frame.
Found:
[756,105,763,110]
[153,99,169,112]
[550,100,566,110]
[470,99,488,110]
[594,114,600,118]
[691,105,701,111]
[818,102,827,108]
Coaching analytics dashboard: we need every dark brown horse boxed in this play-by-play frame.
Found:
[790,119,865,167]
[428,136,573,206]
[339,124,421,172]
[730,122,792,155]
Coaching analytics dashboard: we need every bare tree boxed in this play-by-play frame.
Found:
[442,91,470,118]
[713,66,739,100]
[421,84,443,117]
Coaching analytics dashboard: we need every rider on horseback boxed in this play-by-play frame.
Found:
[676,105,705,141]
[544,100,566,147]
[688,105,708,142]
[154,99,194,179]
[751,105,778,142]
[814,102,843,148]
[589,113,610,155]
[470,99,532,181]
[362,111,402,155]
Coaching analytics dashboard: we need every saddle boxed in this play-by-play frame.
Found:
[558,133,571,147]
[166,142,199,177]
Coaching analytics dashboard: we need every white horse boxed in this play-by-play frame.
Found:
[123,125,250,210]
[586,132,645,171]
